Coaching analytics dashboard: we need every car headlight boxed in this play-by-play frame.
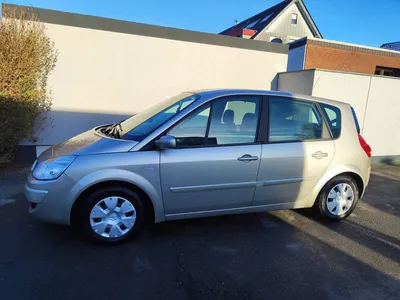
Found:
[33,156,77,180]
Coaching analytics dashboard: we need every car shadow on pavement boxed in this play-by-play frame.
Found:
[290,169,400,290]
[1,166,400,299]
[362,167,400,216]
[2,200,400,299]
[141,210,400,299]
[294,208,400,263]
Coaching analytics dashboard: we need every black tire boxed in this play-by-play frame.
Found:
[76,186,145,244]
[317,175,359,220]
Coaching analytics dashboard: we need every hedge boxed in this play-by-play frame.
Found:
[0,6,57,160]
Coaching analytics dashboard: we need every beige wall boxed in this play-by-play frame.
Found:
[278,69,400,158]
[23,22,287,146]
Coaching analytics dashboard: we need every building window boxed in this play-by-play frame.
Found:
[245,19,259,29]
[375,66,400,77]
[270,37,283,43]
[291,13,298,25]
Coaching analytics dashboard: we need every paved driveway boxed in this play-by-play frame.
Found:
[0,165,399,300]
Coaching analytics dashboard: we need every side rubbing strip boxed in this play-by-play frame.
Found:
[170,181,257,193]
[262,177,314,187]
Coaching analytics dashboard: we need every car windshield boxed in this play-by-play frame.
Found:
[120,93,199,142]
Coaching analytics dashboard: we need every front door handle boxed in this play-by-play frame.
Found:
[312,151,328,159]
[238,154,259,162]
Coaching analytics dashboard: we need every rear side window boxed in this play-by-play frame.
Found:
[269,97,323,142]
[320,103,341,138]
[351,107,361,134]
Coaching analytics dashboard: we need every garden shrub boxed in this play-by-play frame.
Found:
[0,6,57,160]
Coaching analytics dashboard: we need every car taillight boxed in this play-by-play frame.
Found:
[358,134,371,158]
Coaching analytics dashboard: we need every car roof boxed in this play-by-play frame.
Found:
[188,89,349,108]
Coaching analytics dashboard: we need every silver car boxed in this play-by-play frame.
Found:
[25,90,371,243]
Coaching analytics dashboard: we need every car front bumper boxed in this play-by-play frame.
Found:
[24,173,78,226]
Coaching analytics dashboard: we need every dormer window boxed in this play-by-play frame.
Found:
[291,13,298,25]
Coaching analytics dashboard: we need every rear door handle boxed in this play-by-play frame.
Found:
[312,151,328,159]
[238,154,259,162]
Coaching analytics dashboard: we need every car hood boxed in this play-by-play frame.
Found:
[38,127,138,162]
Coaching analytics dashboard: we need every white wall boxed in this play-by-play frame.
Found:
[362,76,400,156]
[311,70,371,130]
[278,69,400,158]
[24,22,287,146]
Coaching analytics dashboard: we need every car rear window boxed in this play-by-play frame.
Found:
[320,103,341,138]
[351,107,361,134]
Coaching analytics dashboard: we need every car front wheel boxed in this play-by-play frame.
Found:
[77,186,145,243]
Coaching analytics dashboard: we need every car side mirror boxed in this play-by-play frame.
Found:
[155,135,176,149]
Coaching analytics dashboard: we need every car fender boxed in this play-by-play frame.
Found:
[311,164,366,204]
[66,168,165,223]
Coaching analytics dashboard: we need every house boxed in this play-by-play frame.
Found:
[220,0,322,43]
[381,41,400,52]
[287,37,400,77]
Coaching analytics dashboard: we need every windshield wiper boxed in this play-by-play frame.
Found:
[102,122,123,138]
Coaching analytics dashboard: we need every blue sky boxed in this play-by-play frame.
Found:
[3,0,399,47]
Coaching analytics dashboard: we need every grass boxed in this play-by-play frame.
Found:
[372,161,400,169]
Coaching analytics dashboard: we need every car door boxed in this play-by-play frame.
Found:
[253,96,335,207]
[160,95,263,215]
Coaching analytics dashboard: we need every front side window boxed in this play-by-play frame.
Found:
[168,104,211,147]
[122,94,198,141]
[269,97,323,142]
[167,95,261,147]
[208,96,260,145]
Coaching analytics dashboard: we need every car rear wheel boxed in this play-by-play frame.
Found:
[77,187,145,243]
[318,176,359,220]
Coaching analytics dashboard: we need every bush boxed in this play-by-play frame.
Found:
[0,6,57,160]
